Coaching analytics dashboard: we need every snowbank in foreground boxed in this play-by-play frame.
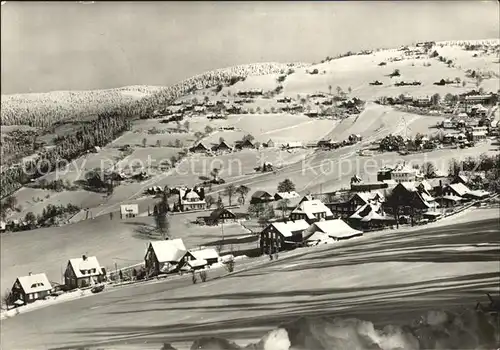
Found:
[0,288,96,320]
[184,309,499,350]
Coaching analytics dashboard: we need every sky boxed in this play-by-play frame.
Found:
[1,1,499,94]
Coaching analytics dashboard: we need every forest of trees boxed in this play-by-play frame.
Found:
[0,112,131,198]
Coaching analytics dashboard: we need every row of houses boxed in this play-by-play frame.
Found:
[8,239,222,307]
[9,255,107,307]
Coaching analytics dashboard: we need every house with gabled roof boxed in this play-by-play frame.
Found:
[250,190,274,204]
[10,273,53,306]
[64,255,105,290]
[212,140,233,153]
[304,219,363,245]
[202,207,237,225]
[144,239,193,276]
[443,183,470,198]
[348,203,396,230]
[179,187,206,211]
[289,199,334,224]
[189,142,210,154]
[260,219,310,254]
[264,139,275,148]
[235,139,255,150]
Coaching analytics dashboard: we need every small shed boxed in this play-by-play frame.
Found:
[189,248,220,265]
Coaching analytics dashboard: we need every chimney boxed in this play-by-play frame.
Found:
[28,272,32,276]
[82,255,87,261]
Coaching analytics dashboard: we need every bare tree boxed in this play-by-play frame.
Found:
[223,184,236,206]
[236,185,250,205]
[205,195,215,209]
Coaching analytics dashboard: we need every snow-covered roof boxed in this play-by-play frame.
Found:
[275,191,300,200]
[16,273,52,294]
[418,180,433,192]
[305,231,336,244]
[68,256,103,279]
[287,141,303,148]
[467,190,490,198]
[270,220,310,238]
[421,192,436,203]
[190,248,219,261]
[447,183,470,197]
[353,191,385,204]
[187,259,208,268]
[350,203,394,222]
[311,219,363,239]
[120,204,139,215]
[185,191,201,200]
[291,199,333,219]
[441,195,463,202]
[150,239,187,263]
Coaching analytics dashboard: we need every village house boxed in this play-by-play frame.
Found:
[442,183,471,199]
[469,130,487,142]
[464,94,497,106]
[442,119,454,129]
[145,239,191,276]
[264,139,275,148]
[391,164,420,183]
[235,139,255,150]
[328,191,385,219]
[413,96,432,107]
[10,273,53,306]
[201,207,237,225]
[286,141,303,149]
[382,181,441,226]
[179,187,206,211]
[274,191,301,202]
[212,140,233,153]
[189,248,220,266]
[348,202,396,231]
[289,199,334,224]
[260,219,310,254]
[120,204,139,219]
[250,190,274,204]
[64,255,105,290]
[424,177,452,197]
[469,104,488,117]
[303,219,363,246]
[377,166,394,182]
[189,142,210,154]
[317,139,340,150]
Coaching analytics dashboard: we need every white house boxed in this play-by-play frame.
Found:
[64,255,105,290]
[120,204,139,219]
[145,239,190,276]
[391,164,418,183]
[290,199,334,223]
[10,273,53,305]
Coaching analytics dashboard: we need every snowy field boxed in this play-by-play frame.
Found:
[0,208,498,350]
